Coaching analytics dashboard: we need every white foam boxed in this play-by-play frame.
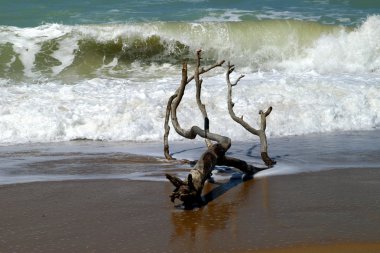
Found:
[51,36,79,76]
[0,24,72,77]
[1,18,380,144]
[0,69,379,144]
[254,164,305,178]
[281,15,380,73]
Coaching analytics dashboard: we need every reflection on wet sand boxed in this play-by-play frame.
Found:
[170,177,261,251]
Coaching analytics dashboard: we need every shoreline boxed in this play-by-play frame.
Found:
[1,167,380,252]
[0,129,379,186]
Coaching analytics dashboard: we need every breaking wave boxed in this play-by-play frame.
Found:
[1,16,380,81]
[0,16,379,144]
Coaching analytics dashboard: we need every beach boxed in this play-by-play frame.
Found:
[1,131,380,252]
[1,169,380,253]
[1,1,380,252]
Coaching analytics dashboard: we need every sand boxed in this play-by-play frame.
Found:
[1,168,380,253]
[1,130,380,252]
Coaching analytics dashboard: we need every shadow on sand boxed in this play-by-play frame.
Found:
[173,171,255,210]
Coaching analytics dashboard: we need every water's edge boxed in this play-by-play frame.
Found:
[0,130,379,185]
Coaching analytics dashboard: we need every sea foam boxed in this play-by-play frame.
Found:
[0,70,379,144]
[0,17,379,144]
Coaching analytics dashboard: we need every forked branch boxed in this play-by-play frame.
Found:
[165,53,269,208]
[226,62,276,166]
[167,60,229,207]
[163,52,225,160]
[170,61,230,151]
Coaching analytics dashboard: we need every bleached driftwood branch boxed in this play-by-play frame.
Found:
[163,50,224,160]
[165,52,268,209]
[226,62,276,166]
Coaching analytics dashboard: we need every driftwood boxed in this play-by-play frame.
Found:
[163,51,224,160]
[226,62,276,166]
[164,51,269,208]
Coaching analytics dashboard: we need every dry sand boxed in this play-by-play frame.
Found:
[1,168,380,253]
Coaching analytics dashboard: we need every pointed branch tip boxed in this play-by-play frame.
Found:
[262,106,273,117]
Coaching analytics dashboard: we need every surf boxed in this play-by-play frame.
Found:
[2,17,380,81]
[0,16,379,145]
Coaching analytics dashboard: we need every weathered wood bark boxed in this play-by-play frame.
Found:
[165,52,268,208]
[226,62,276,166]
[164,94,177,160]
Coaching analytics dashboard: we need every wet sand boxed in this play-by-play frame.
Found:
[1,167,380,253]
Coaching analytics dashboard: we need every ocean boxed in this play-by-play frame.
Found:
[0,1,379,145]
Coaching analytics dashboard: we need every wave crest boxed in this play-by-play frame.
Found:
[1,16,380,80]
